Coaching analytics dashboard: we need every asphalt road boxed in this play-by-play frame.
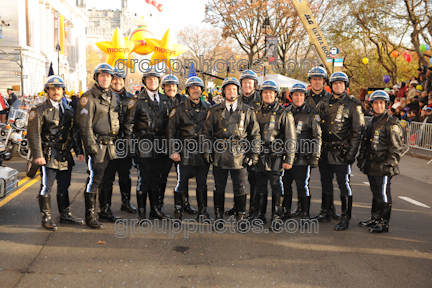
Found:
[1,154,431,287]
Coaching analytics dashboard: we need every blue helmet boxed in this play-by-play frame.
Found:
[161,74,180,86]
[369,90,390,103]
[113,68,126,79]
[142,68,161,86]
[308,66,328,81]
[240,70,259,84]
[290,83,307,95]
[329,72,349,94]
[222,77,241,98]
[45,76,66,92]
[185,76,204,88]
[261,80,280,93]
[93,63,114,81]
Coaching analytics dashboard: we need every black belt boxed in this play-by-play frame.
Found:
[323,141,346,150]
[96,135,116,145]
[46,142,69,151]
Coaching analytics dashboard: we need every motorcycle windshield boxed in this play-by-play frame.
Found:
[8,100,23,119]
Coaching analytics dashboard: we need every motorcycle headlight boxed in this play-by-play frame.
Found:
[15,118,26,129]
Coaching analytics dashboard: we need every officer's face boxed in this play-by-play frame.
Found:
[145,76,159,91]
[262,90,276,104]
[189,86,202,100]
[241,79,255,95]
[47,87,64,102]
[97,73,112,89]
[163,84,178,98]
[332,81,345,95]
[310,77,325,91]
[291,92,305,108]
[372,100,386,115]
[111,76,125,91]
[224,84,238,103]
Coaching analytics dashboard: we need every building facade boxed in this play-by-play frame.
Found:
[0,0,88,96]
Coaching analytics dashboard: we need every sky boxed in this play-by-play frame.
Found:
[85,0,210,40]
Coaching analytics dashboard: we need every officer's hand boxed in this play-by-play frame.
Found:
[77,154,84,162]
[344,155,355,164]
[383,165,392,176]
[203,153,213,164]
[283,163,292,170]
[251,154,259,166]
[34,157,46,166]
[171,153,181,162]
[309,158,319,168]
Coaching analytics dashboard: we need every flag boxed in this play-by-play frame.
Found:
[188,63,197,78]
[48,62,54,76]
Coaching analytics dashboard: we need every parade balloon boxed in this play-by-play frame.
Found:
[420,44,426,53]
[425,44,430,50]
[383,75,390,83]
[96,27,136,68]
[130,26,155,55]
[406,54,412,62]
[362,57,368,65]
[391,50,398,57]
[416,85,423,91]
[144,0,163,12]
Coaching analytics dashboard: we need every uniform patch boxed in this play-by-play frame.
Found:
[288,113,294,122]
[79,97,89,106]
[81,108,88,115]
[169,108,176,118]
[315,114,321,122]
[128,99,136,109]
[29,111,36,121]
[392,124,400,133]
[357,105,362,114]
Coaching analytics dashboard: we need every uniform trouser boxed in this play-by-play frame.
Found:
[367,175,392,203]
[319,163,352,197]
[212,166,246,196]
[39,166,72,196]
[283,165,311,197]
[85,155,109,194]
[135,157,164,191]
[256,170,284,196]
[174,164,209,192]
[100,157,132,190]
[248,168,256,186]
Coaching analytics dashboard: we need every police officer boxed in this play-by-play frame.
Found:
[202,77,261,230]
[248,80,296,228]
[281,83,322,221]
[315,72,365,231]
[297,66,340,220]
[99,68,137,223]
[28,76,84,231]
[357,90,403,233]
[123,69,171,221]
[225,70,263,218]
[159,74,197,215]
[77,63,121,229]
[168,76,212,222]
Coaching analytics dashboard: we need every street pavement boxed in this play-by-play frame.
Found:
[0,154,431,287]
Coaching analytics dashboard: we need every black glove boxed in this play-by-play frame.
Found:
[251,154,259,166]
[383,165,392,176]
[203,153,213,164]
[243,156,253,167]
[357,153,365,169]
[309,157,319,168]
[344,154,355,164]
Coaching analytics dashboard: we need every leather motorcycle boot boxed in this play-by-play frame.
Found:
[369,203,391,233]
[247,185,257,218]
[213,190,225,231]
[149,189,171,220]
[98,189,121,223]
[120,180,137,214]
[270,195,283,232]
[173,191,185,221]
[330,193,341,220]
[57,193,84,224]
[359,198,382,227]
[299,196,311,226]
[280,193,293,220]
[84,192,104,229]
[196,189,213,221]
[248,193,267,224]
[183,189,198,215]
[137,190,148,221]
[334,195,352,231]
[235,194,248,232]
[313,193,332,222]
[38,194,58,231]
[224,205,237,216]
[290,200,302,218]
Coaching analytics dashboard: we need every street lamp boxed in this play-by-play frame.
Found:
[55,43,61,75]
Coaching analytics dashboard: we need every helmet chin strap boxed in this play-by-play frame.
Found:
[243,90,254,97]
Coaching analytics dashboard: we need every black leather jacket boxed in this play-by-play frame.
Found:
[305,88,331,110]
[239,90,262,111]
[28,99,83,170]
[357,112,403,176]
[167,98,211,166]
[123,89,171,159]
[112,88,135,136]
[202,101,261,169]
[254,101,296,172]
[76,84,121,163]
[166,93,187,108]
[287,103,322,166]
[316,92,365,165]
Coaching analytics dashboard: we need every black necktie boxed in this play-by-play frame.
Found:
[230,104,234,114]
